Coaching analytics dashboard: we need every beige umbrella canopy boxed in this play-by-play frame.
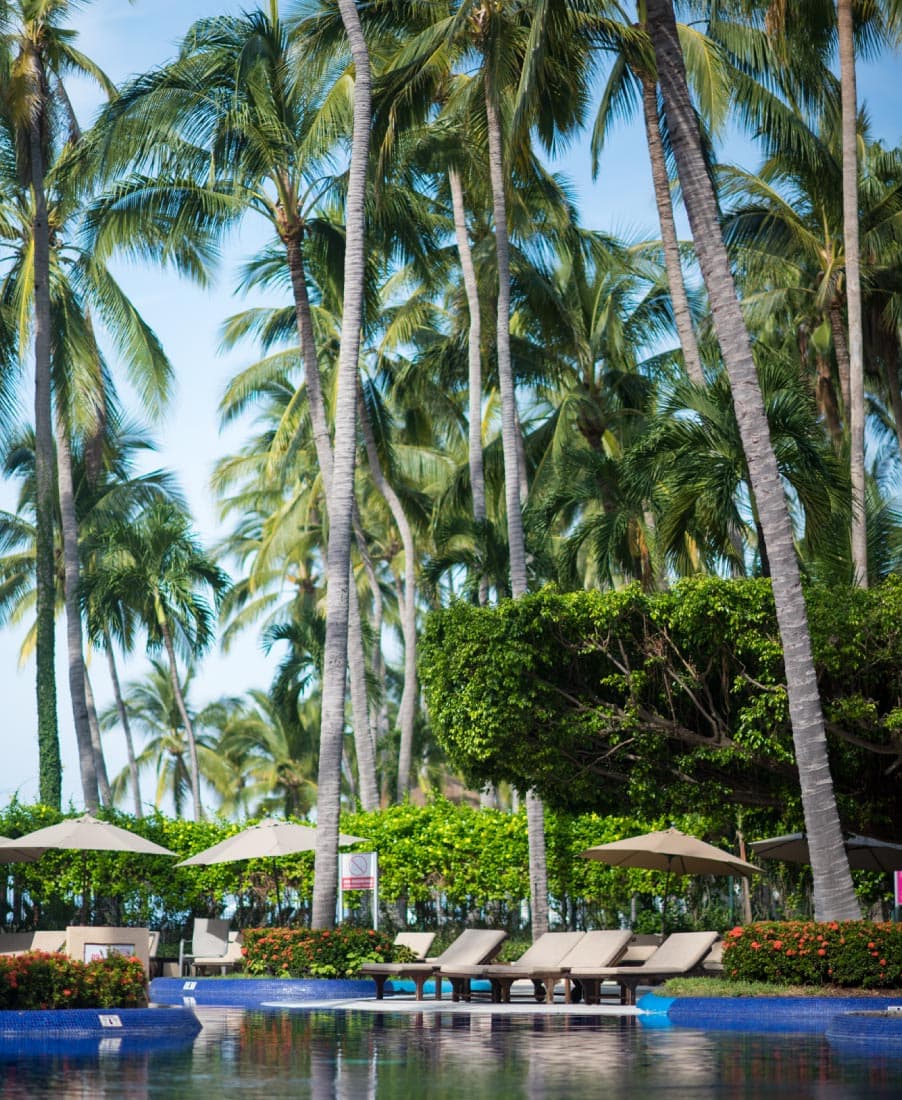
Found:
[177,819,369,922]
[0,813,176,922]
[176,819,368,866]
[0,815,176,858]
[750,832,902,873]
[581,827,761,932]
[0,836,41,864]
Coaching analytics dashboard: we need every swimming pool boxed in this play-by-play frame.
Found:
[1,1007,900,1098]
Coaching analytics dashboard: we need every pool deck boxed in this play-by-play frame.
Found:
[261,996,646,1017]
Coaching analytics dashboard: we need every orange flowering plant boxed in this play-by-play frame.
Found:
[0,951,148,1009]
[241,927,411,978]
[722,921,902,988]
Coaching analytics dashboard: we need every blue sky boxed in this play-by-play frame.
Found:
[1,1,899,810]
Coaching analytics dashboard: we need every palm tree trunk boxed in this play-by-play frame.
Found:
[284,233,379,811]
[484,74,550,940]
[448,167,490,605]
[484,78,528,597]
[83,666,112,806]
[105,634,142,818]
[158,613,203,821]
[837,0,868,587]
[526,789,549,937]
[27,46,61,810]
[55,419,101,809]
[312,0,371,929]
[640,73,704,385]
[356,382,418,796]
[646,0,859,922]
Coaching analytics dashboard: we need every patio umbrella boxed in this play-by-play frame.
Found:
[0,813,177,920]
[176,819,369,921]
[581,827,762,933]
[0,836,41,864]
[749,832,902,873]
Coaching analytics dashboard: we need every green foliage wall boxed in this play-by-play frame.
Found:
[419,578,902,834]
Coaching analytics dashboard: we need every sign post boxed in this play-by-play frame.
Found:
[894,870,902,922]
[340,851,379,930]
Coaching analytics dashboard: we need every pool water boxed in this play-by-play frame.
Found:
[1,1007,900,1098]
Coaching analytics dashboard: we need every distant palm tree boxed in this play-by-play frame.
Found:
[213,689,320,819]
[84,501,230,821]
[102,660,229,817]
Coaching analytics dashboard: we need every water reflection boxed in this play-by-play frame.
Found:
[0,1009,899,1098]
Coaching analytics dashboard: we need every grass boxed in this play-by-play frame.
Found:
[660,976,899,998]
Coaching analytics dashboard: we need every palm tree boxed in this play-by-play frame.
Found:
[0,0,118,808]
[102,659,228,817]
[214,689,320,819]
[645,0,859,921]
[84,500,230,821]
[96,2,394,812]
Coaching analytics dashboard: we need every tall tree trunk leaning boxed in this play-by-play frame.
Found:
[83,667,111,806]
[283,233,379,811]
[27,45,61,809]
[55,420,101,809]
[646,0,859,921]
[105,635,142,817]
[356,382,418,797]
[837,0,868,586]
[484,74,549,939]
[640,71,705,386]
[312,0,372,929]
[158,612,203,821]
[448,167,490,605]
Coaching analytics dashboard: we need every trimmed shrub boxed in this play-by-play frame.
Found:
[241,928,412,978]
[0,951,148,1009]
[723,921,902,988]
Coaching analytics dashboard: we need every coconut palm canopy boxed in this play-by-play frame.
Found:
[176,819,368,866]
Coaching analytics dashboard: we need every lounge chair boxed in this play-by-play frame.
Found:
[445,929,633,1004]
[393,931,436,960]
[443,931,583,1003]
[361,928,507,1000]
[179,918,242,976]
[568,930,720,1005]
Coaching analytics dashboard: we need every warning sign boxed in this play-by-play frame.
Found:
[341,851,376,890]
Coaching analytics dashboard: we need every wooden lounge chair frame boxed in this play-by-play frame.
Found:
[569,931,720,1005]
[361,928,507,1000]
[445,929,634,1004]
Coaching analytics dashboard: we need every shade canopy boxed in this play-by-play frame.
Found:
[581,827,762,878]
[0,814,176,858]
[750,832,902,873]
[176,819,369,867]
[0,836,41,864]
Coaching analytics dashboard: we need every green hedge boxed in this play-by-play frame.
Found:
[722,921,902,988]
[241,927,410,978]
[0,951,148,1009]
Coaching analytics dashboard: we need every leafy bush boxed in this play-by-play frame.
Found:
[241,928,407,978]
[723,921,902,988]
[0,951,148,1009]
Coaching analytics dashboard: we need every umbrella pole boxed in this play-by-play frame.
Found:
[661,867,671,936]
[81,851,90,924]
[272,859,283,924]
